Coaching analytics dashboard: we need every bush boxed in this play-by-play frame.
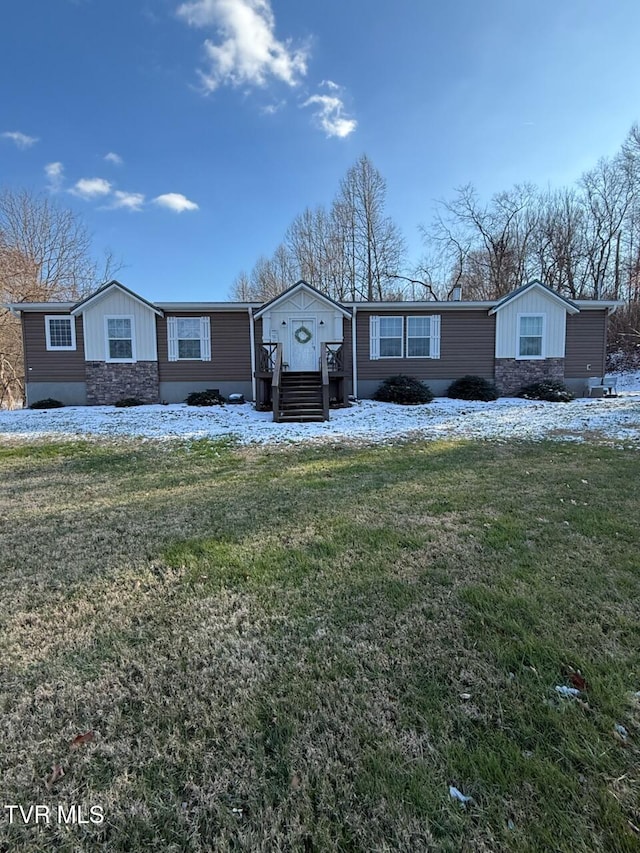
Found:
[186,389,226,406]
[373,375,434,405]
[29,398,64,409]
[447,375,499,401]
[516,379,574,402]
[114,397,144,408]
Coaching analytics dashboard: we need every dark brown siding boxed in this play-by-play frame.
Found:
[356,309,495,379]
[565,311,607,377]
[23,312,85,381]
[158,312,252,381]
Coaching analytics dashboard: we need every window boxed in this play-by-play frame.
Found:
[407,316,431,357]
[105,316,135,361]
[369,315,441,360]
[167,316,211,361]
[518,314,544,358]
[380,316,404,357]
[45,315,76,351]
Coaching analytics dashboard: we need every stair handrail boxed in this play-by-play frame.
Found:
[321,343,330,420]
[271,343,283,422]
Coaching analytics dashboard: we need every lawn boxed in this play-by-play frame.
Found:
[0,437,639,852]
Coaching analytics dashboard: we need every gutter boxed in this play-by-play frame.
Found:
[248,306,257,403]
[351,306,358,399]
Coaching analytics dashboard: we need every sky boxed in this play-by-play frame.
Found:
[2,0,640,302]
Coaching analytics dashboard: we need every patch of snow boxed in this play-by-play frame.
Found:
[1,389,639,448]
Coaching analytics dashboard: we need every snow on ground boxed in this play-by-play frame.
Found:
[1,373,639,449]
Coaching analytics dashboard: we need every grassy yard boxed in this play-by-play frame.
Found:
[0,436,639,852]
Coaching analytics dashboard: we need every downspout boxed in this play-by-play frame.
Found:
[248,306,257,403]
[351,306,358,399]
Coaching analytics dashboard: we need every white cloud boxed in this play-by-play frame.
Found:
[104,151,123,165]
[45,162,64,192]
[320,79,340,91]
[2,130,39,149]
[176,0,308,91]
[153,193,199,213]
[303,93,357,139]
[261,99,286,115]
[111,190,145,212]
[70,177,112,199]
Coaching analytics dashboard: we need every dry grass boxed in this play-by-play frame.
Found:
[0,437,639,852]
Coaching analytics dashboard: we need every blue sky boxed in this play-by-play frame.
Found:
[2,0,640,301]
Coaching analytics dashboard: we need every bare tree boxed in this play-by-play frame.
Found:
[230,155,406,303]
[334,155,405,300]
[0,188,121,407]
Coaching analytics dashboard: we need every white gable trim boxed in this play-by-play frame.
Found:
[253,281,352,319]
[489,282,579,316]
[71,282,163,317]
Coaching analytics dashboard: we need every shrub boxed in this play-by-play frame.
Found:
[373,375,434,405]
[29,398,64,409]
[186,389,226,406]
[447,375,499,402]
[516,379,574,403]
[114,397,144,408]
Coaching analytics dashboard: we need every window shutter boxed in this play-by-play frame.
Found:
[369,315,380,360]
[430,315,441,359]
[200,316,211,361]
[167,317,178,361]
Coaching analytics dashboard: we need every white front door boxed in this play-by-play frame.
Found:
[289,318,317,371]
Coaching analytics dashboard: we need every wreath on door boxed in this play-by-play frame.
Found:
[294,325,313,344]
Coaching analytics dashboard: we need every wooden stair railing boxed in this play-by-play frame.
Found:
[271,343,283,423]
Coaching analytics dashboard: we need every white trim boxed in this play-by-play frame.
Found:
[249,307,257,402]
[167,316,179,361]
[104,314,136,363]
[377,315,404,359]
[253,280,352,319]
[351,306,358,398]
[430,315,441,359]
[200,316,211,361]
[167,316,211,361]
[72,282,163,316]
[369,315,380,360]
[44,315,76,351]
[406,315,440,359]
[516,312,546,360]
[489,281,579,315]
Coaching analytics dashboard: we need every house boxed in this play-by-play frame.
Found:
[8,279,620,420]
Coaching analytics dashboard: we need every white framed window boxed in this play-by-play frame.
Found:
[369,315,441,360]
[406,316,441,358]
[105,315,136,362]
[370,316,404,359]
[517,313,545,359]
[167,316,211,362]
[45,315,76,351]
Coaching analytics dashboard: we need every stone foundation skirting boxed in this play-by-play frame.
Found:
[86,361,159,405]
[495,358,565,396]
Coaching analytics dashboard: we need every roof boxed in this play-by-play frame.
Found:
[70,280,164,317]
[253,280,353,319]
[488,280,580,315]
[5,280,622,318]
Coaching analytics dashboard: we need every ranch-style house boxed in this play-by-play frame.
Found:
[8,278,619,421]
